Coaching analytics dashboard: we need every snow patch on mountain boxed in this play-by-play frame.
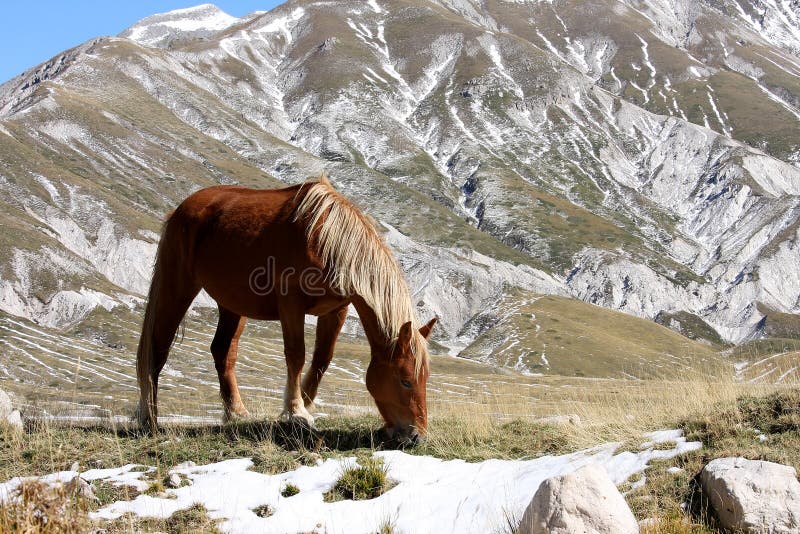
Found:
[727,0,800,56]
[0,248,119,328]
[121,4,240,48]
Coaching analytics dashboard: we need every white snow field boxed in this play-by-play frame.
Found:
[0,430,700,533]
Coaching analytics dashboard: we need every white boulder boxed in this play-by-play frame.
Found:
[519,463,640,534]
[0,389,22,430]
[0,389,12,419]
[6,410,23,430]
[700,457,800,533]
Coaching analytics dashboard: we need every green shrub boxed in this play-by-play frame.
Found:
[280,483,300,498]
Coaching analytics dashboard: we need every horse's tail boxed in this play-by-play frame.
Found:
[136,210,198,433]
[136,218,170,433]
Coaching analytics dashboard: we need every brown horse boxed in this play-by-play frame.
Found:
[136,175,436,443]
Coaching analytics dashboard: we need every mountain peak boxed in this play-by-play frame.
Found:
[120,3,239,48]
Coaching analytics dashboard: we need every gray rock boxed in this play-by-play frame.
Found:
[166,473,182,488]
[65,476,98,502]
[700,457,800,533]
[0,390,12,420]
[6,409,23,431]
[519,463,639,534]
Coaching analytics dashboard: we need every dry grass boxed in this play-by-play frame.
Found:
[627,388,800,533]
[459,293,723,379]
[0,479,91,533]
[1,370,797,533]
[424,369,795,452]
[103,504,222,534]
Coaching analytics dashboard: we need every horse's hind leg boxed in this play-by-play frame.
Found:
[211,307,249,421]
[301,306,347,409]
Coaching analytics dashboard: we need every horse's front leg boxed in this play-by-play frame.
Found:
[302,306,348,409]
[278,304,315,427]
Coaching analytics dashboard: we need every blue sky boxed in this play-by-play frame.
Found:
[0,1,284,84]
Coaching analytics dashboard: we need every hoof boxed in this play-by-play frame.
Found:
[133,410,158,436]
[279,410,316,430]
[223,408,250,423]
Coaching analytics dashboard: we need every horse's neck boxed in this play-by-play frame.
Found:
[350,296,392,352]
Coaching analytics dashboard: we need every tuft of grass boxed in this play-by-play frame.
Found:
[144,479,166,496]
[416,418,570,462]
[280,483,300,498]
[0,479,91,533]
[498,506,521,534]
[650,440,680,451]
[639,514,714,534]
[735,390,800,435]
[91,480,141,508]
[376,515,396,534]
[680,389,800,471]
[252,504,274,518]
[105,503,221,533]
[324,458,391,502]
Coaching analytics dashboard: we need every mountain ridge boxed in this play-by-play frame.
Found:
[0,0,798,376]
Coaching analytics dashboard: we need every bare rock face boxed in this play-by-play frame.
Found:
[519,463,639,534]
[700,457,800,533]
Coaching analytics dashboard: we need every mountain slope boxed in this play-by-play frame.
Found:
[0,0,798,380]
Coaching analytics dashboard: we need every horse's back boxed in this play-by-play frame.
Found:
[165,182,322,318]
[174,183,305,224]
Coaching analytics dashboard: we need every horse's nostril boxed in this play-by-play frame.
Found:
[404,428,425,446]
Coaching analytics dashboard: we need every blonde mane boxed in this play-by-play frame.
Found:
[294,175,428,375]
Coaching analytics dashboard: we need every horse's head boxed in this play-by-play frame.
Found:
[366,317,437,445]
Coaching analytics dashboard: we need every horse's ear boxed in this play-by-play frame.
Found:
[419,317,437,339]
[398,321,413,346]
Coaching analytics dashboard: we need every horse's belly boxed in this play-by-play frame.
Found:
[199,277,278,320]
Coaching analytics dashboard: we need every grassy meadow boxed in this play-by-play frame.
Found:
[1,294,798,533]
[1,364,798,532]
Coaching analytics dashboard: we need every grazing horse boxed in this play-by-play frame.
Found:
[136,175,436,443]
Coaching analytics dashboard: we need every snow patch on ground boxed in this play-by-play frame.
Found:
[1,431,700,534]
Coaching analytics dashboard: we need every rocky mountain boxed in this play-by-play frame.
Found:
[0,0,799,382]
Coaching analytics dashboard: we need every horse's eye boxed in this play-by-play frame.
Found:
[400,379,413,389]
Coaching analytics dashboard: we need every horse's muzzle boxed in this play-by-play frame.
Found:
[385,425,426,447]
[403,430,425,446]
